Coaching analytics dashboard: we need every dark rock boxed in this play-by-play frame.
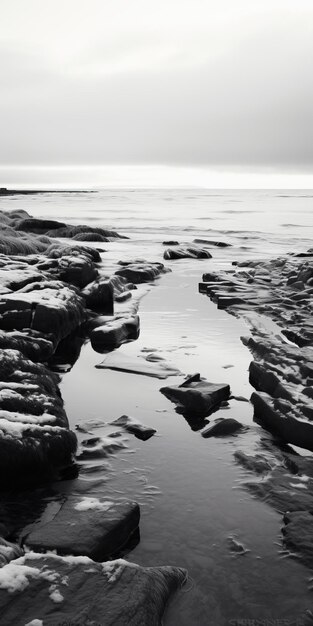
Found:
[45,223,125,240]
[24,496,140,561]
[163,246,212,260]
[193,238,231,247]
[162,240,179,245]
[72,232,109,242]
[116,261,167,284]
[161,377,230,417]
[83,278,114,313]
[252,391,313,452]
[15,218,66,232]
[0,282,86,346]
[0,349,77,488]
[0,553,187,626]
[46,243,101,262]
[90,314,140,352]
[201,418,243,438]
[110,415,156,441]
[0,329,54,361]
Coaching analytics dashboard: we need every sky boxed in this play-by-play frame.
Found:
[1,0,313,186]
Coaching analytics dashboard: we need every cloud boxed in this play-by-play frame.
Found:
[0,0,313,166]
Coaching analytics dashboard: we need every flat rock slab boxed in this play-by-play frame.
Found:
[110,415,157,441]
[0,553,187,626]
[201,418,243,438]
[96,352,181,379]
[161,377,230,417]
[24,496,140,561]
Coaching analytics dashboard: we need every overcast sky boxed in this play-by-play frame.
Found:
[1,0,313,173]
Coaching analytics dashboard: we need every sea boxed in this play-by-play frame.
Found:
[1,179,313,624]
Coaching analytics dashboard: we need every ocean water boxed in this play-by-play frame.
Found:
[1,187,313,624]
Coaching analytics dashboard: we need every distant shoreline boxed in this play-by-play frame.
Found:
[0,187,96,196]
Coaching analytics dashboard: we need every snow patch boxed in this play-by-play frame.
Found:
[74,497,114,512]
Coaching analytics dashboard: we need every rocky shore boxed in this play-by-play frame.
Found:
[1,200,312,623]
[0,208,186,624]
[200,250,313,570]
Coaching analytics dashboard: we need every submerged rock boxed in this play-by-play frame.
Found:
[201,418,243,438]
[96,352,181,379]
[24,497,140,561]
[0,553,187,625]
[163,246,212,260]
[234,450,272,474]
[110,415,157,441]
[283,511,313,567]
[161,376,230,417]
[78,435,127,459]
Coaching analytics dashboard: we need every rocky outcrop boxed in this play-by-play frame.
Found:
[164,246,212,260]
[0,552,187,626]
[0,349,77,487]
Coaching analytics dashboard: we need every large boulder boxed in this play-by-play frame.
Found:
[0,553,187,625]
[24,497,140,561]
[161,374,230,417]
